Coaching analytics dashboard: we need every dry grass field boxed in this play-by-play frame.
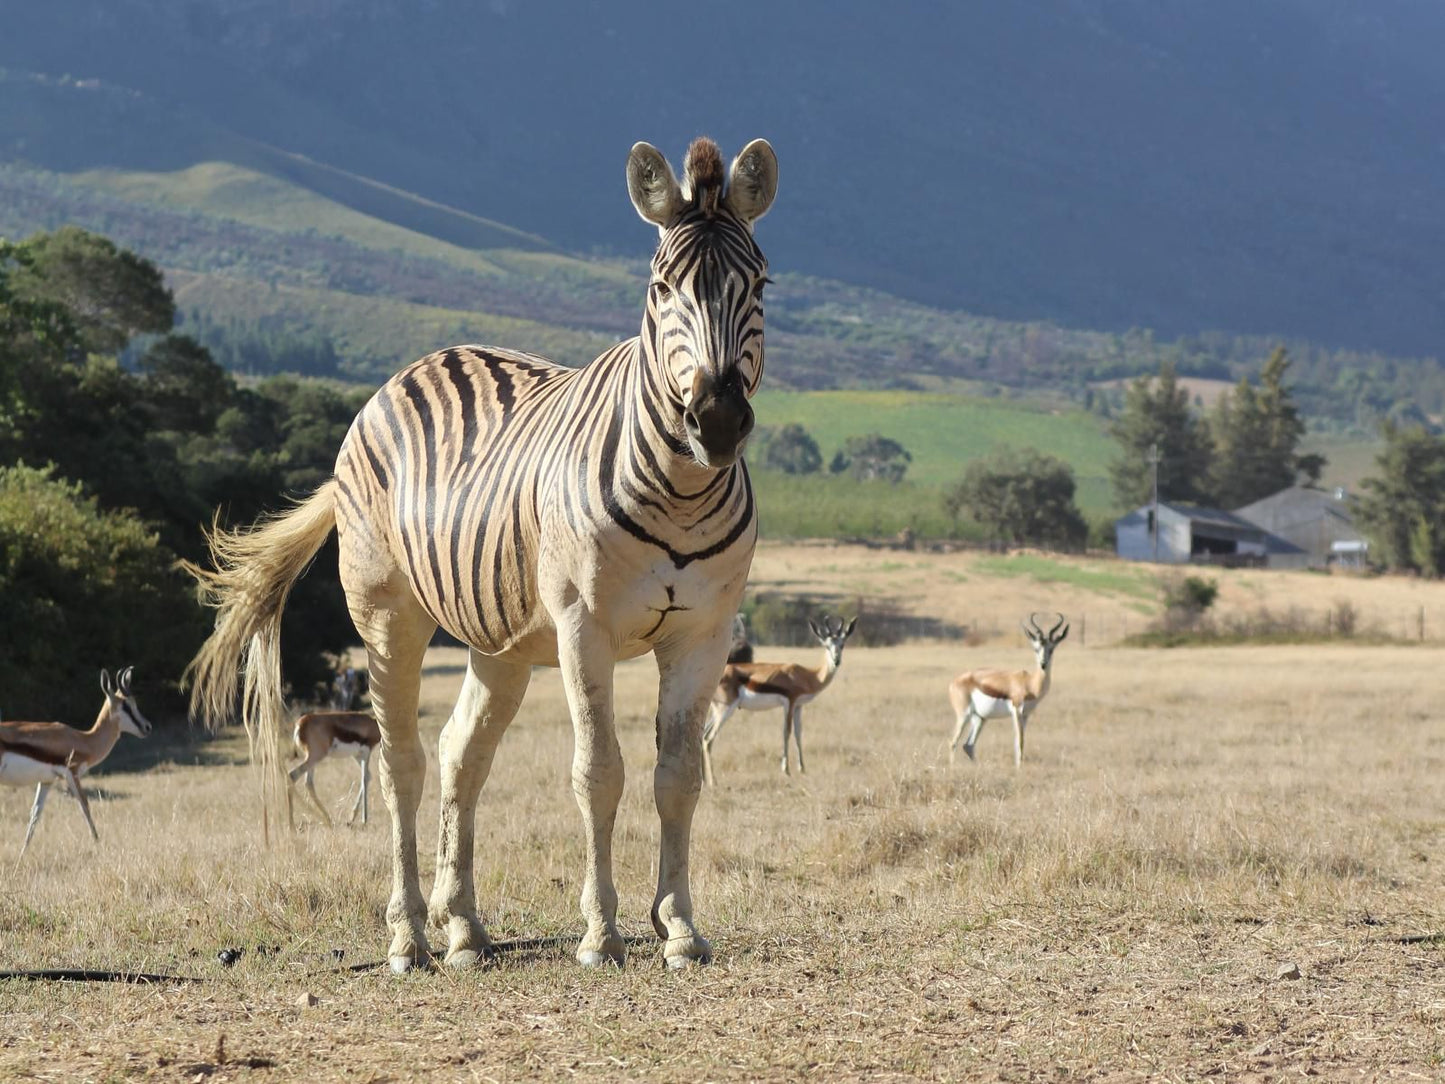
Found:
[3,548,1444,1081]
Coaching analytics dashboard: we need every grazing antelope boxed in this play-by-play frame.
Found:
[702,615,857,784]
[726,613,753,664]
[948,613,1068,768]
[330,665,369,712]
[184,136,778,972]
[0,667,152,857]
[287,711,381,828]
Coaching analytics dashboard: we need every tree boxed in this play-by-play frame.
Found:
[762,422,822,475]
[0,465,206,720]
[1210,346,1310,507]
[830,433,912,483]
[943,448,1088,549]
[1108,360,1214,509]
[1355,423,1445,576]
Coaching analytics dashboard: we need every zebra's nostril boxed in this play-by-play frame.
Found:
[738,408,755,439]
[684,410,700,433]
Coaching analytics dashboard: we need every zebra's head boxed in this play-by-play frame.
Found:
[627,136,778,469]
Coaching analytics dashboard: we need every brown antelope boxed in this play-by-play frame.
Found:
[0,667,153,857]
[948,613,1068,768]
[286,710,381,828]
[701,615,857,784]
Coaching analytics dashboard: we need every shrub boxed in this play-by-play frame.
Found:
[0,464,206,721]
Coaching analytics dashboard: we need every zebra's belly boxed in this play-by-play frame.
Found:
[0,752,68,788]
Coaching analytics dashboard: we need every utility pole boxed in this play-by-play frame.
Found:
[1148,441,1161,563]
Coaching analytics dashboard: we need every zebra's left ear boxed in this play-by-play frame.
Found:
[627,142,686,230]
[725,139,778,226]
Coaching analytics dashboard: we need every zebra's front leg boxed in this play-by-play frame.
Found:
[558,614,626,968]
[651,629,730,969]
[428,651,531,968]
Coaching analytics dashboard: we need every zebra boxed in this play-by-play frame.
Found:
[184,136,778,973]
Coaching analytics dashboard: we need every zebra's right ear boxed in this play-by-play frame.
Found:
[627,142,685,230]
[724,139,778,226]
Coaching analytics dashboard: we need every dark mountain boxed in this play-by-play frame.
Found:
[3,1,1445,357]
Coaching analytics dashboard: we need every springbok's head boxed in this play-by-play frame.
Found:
[1021,613,1069,670]
[101,666,153,738]
[808,614,859,669]
[627,136,778,469]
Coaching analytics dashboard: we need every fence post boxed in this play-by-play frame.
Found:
[1080,612,1087,648]
[1420,605,1426,643]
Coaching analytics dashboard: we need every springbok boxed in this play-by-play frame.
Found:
[948,613,1068,768]
[330,665,369,712]
[0,667,153,856]
[286,710,381,828]
[701,615,857,783]
[726,613,753,664]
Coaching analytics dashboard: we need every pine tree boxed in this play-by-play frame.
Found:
[1210,347,1310,508]
[1108,361,1214,509]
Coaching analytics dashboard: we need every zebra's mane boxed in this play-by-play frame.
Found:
[684,137,725,215]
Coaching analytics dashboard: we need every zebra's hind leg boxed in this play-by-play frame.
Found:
[557,610,627,968]
[428,650,531,969]
[344,570,437,974]
[649,627,731,969]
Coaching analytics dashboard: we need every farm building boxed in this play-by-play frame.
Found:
[1114,501,1280,566]
[1232,485,1369,569]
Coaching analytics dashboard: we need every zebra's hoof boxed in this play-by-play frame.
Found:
[577,950,625,969]
[388,954,430,974]
[663,934,712,969]
[665,951,710,971]
[444,948,488,970]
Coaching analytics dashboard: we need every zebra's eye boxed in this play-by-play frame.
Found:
[653,281,673,301]
[753,276,773,296]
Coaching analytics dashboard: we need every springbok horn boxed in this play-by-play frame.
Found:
[1048,613,1067,639]
[119,666,134,693]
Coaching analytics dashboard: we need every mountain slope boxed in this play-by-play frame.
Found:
[3,2,1445,357]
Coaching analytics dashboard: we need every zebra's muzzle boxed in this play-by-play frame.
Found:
[684,373,754,467]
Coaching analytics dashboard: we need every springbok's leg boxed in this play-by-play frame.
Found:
[19,783,51,857]
[303,768,333,827]
[700,700,737,786]
[61,767,98,842]
[344,572,437,973]
[650,628,730,968]
[1009,702,1026,768]
[557,611,626,968]
[347,751,371,826]
[428,650,531,968]
[780,707,794,776]
[792,705,806,775]
[962,710,985,763]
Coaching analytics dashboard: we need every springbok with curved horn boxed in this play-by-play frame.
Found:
[287,710,381,827]
[948,613,1068,768]
[0,667,153,856]
[702,614,857,783]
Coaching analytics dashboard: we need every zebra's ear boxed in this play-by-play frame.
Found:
[724,139,778,226]
[627,142,686,230]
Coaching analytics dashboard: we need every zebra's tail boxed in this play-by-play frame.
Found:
[180,481,339,835]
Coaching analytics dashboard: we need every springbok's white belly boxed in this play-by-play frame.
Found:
[969,692,1013,719]
[736,688,790,712]
[330,740,371,759]
[0,753,68,788]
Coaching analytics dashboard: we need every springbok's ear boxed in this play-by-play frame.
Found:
[627,142,685,229]
[724,139,778,226]
[100,669,114,697]
[807,619,823,641]
[844,617,858,639]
